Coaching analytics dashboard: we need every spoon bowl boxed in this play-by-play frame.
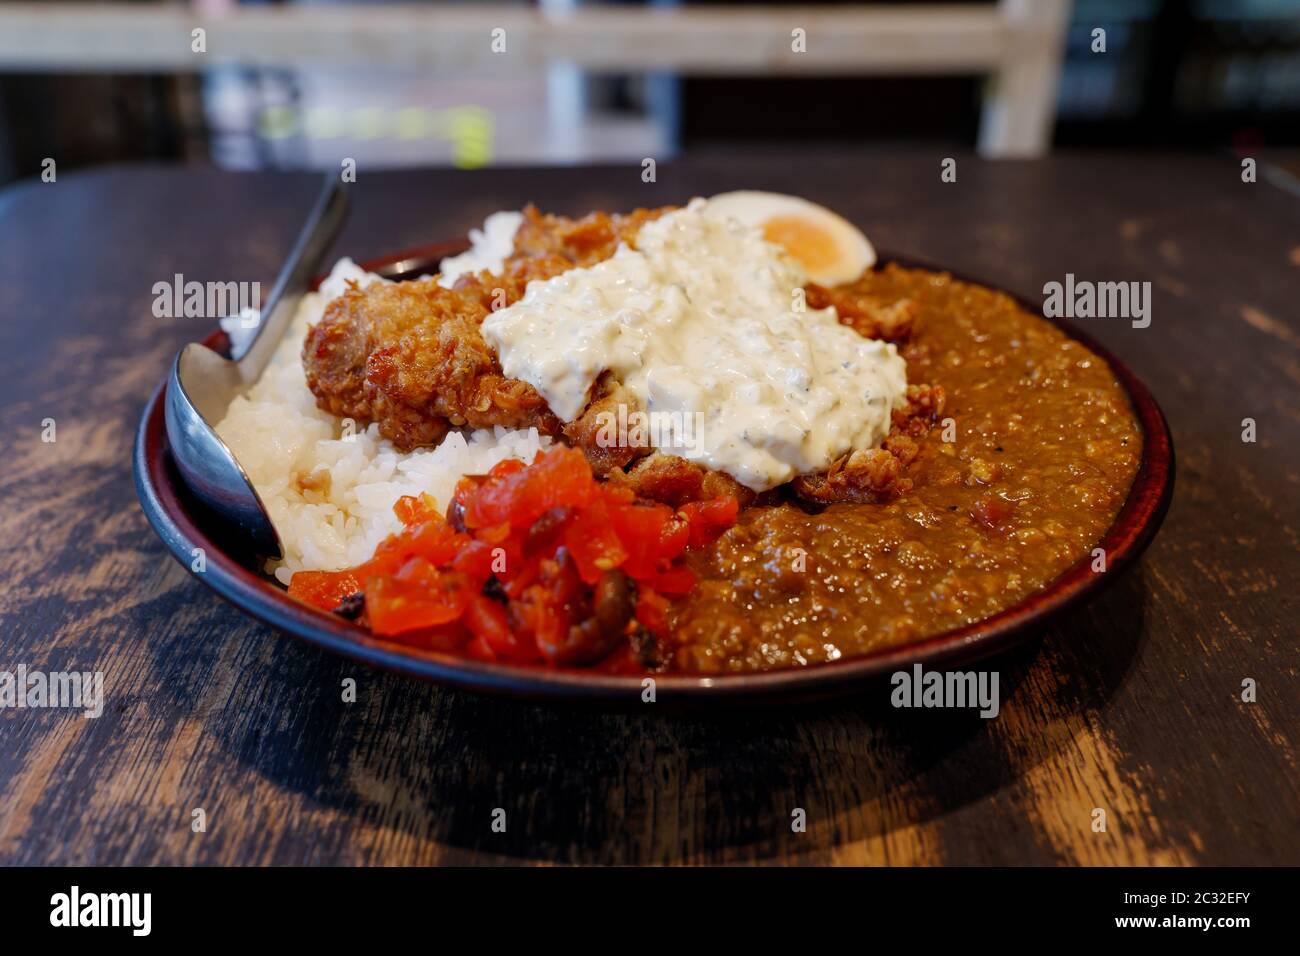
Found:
[164,177,349,560]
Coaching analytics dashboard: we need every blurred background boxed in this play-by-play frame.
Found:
[0,0,1297,187]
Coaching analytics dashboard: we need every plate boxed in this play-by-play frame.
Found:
[134,240,1174,705]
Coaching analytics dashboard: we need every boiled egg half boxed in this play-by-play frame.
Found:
[705,190,876,286]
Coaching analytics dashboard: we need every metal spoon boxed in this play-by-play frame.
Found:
[372,253,446,282]
[165,176,349,559]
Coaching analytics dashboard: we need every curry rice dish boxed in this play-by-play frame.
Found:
[217,193,1142,674]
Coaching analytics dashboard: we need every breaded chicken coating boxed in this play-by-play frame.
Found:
[303,204,940,509]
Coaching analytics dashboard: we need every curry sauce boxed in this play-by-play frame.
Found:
[669,264,1142,672]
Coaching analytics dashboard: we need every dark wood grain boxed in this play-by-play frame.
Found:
[0,153,1295,865]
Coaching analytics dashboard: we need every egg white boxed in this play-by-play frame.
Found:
[704,191,876,286]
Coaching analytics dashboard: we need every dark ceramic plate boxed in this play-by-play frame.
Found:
[134,239,1174,705]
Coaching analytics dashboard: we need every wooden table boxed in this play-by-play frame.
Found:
[0,153,1295,866]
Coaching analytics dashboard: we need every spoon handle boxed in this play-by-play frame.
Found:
[233,174,350,378]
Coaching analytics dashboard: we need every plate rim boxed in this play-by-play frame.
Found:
[133,240,1175,704]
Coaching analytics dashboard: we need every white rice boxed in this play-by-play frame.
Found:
[215,221,547,585]
[436,210,522,288]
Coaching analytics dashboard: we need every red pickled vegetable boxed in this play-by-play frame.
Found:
[366,560,468,635]
[286,569,364,612]
[287,445,739,667]
[564,497,629,584]
[464,446,595,529]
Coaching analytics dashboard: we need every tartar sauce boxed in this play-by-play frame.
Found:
[480,199,907,491]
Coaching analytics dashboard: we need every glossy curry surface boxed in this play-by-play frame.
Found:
[670,265,1142,672]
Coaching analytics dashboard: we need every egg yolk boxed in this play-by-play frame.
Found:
[761,215,841,277]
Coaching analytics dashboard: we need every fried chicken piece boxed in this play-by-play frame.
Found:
[304,208,672,451]
[791,384,946,506]
[791,448,905,505]
[892,383,945,436]
[560,373,652,478]
[607,384,945,509]
[806,283,919,342]
[304,202,941,511]
[304,275,564,449]
[609,454,760,509]
[452,251,573,305]
[561,371,759,508]
[512,204,671,265]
